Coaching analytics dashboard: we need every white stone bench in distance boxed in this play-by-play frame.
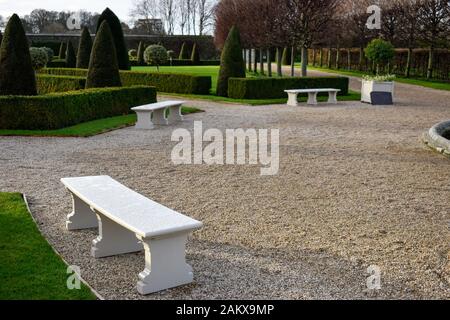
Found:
[285,88,341,106]
[61,175,203,295]
[131,100,186,130]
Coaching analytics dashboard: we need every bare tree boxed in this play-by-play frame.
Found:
[417,0,450,78]
[282,0,339,76]
[159,0,177,35]
[198,0,215,35]
[130,0,159,34]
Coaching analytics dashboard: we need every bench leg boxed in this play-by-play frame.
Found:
[136,233,193,295]
[91,212,143,258]
[66,192,98,231]
[167,105,184,124]
[287,93,299,106]
[152,108,169,126]
[328,91,338,104]
[135,111,154,130]
[307,92,318,105]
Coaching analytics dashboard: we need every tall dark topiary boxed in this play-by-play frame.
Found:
[216,26,245,97]
[191,43,200,64]
[59,42,66,59]
[179,42,189,59]
[137,41,145,66]
[0,14,37,96]
[96,8,130,70]
[86,21,122,88]
[65,41,76,68]
[77,27,93,69]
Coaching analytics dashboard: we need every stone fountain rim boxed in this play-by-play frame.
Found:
[423,120,450,156]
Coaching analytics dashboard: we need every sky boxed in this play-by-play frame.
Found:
[0,0,135,21]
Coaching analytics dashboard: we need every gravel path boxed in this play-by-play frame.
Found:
[1,74,449,299]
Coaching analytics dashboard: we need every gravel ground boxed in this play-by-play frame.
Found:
[0,71,449,300]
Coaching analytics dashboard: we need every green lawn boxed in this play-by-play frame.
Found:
[307,65,450,91]
[0,193,96,300]
[0,107,202,137]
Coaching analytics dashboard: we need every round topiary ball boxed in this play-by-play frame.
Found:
[41,47,54,62]
[129,49,137,58]
[144,45,168,71]
[29,47,49,70]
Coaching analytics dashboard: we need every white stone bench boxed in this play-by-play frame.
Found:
[284,88,341,106]
[131,100,185,130]
[61,175,203,295]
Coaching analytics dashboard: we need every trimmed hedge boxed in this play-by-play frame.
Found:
[47,59,66,68]
[120,71,211,94]
[39,68,88,77]
[228,77,349,99]
[130,59,220,67]
[0,86,156,130]
[169,59,220,66]
[36,74,86,94]
[39,68,212,94]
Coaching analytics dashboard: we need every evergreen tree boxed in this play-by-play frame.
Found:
[191,43,200,64]
[0,14,37,96]
[96,8,130,70]
[65,41,76,68]
[76,27,93,69]
[137,41,145,66]
[179,42,189,59]
[216,26,246,97]
[86,21,122,88]
[59,42,66,59]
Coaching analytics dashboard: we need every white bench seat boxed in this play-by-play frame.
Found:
[132,100,185,129]
[62,175,203,295]
[285,88,341,106]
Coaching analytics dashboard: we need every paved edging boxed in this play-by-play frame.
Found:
[423,120,450,157]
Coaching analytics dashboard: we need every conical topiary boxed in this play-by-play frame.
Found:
[281,47,291,66]
[191,43,200,64]
[216,26,245,97]
[96,8,130,70]
[137,41,145,66]
[86,21,122,88]
[65,41,76,68]
[76,27,93,69]
[0,14,37,96]
[179,42,189,59]
[59,42,66,59]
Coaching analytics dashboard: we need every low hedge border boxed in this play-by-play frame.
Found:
[0,86,157,130]
[47,59,67,68]
[130,59,220,67]
[37,74,86,94]
[228,77,349,99]
[39,68,212,95]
